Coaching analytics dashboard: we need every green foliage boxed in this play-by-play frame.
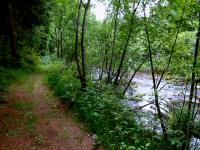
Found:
[19,49,42,71]
[32,26,50,53]
[167,129,186,148]
[24,111,37,130]
[167,108,190,148]
[0,0,199,149]
[11,101,34,111]
[48,63,81,103]
[0,66,32,92]
[168,108,189,131]
[0,0,52,67]
[170,31,195,78]
[74,87,145,149]
[47,66,161,149]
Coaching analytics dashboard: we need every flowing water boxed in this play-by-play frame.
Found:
[92,70,200,149]
[125,73,190,112]
[125,73,200,149]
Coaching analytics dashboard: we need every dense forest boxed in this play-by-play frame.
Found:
[0,0,200,149]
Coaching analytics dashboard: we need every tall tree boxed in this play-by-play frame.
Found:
[80,0,91,90]
[143,5,168,140]
[107,0,121,84]
[74,0,83,80]
[114,0,140,86]
[185,10,200,150]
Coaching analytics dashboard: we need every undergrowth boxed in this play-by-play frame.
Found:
[0,67,33,92]
[0,53,40,92]
[47,63,166,150]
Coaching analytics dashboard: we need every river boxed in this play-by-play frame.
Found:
[125,73,200,149]
[91,69,200,149]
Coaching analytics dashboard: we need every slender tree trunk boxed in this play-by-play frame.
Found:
[80,0,90,90]
[177,81,188,128]
[98,47,104,80]
[53,27,56,53]
[123,60,145,95]
[99,40,109,81]
[107,0,120,83]
[58,29,61,58]
[105,41,110,82]
[74,0,82,79]
[185,12,200,150]
[156,6,185,88]
[188,12,200,117]
[99,63,104,80]
[57,38,60,58]
[114,0,140,86]
[192,81,198,119]
[55,28,60,58]
[143,7,168,141]
[60,30,63,58]
[118,66,129,85]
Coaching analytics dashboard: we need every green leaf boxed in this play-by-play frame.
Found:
[145,143,150,147]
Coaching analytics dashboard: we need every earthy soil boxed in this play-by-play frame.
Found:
[0,74,102,150]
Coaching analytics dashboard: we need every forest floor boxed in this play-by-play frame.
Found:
[0,73,102,150]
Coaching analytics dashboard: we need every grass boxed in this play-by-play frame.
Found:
[11,101,35,111]
[57,129,70,139]
[24,111,37,131]
[11,101,37,131]
[0,67,32,92]
[17,76,34,93]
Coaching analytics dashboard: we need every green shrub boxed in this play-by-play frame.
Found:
[48,64,81,103]
[167,108,190,148]
[74,87,143,149]
[19,49,41,71]
[47,65,155,149]
[0,66,32,92]
[0,48,40,92]
[11,101,34,111]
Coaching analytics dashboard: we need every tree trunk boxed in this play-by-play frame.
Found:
[80,0,90,90]
[114,0,140,86]
[144,7,168,141]
[107,0,120,83]
[156,7,185,88]
[185,12,200,150]
[57,38,60,58]
[60,30,63,58]
[118,66,129,85]
[123,60,145,95]
[55,28,60,58]
[188,12,200,119]
[7,4,18,62]
[74,0,82,79]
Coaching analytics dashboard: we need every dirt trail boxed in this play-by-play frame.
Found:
[0,74,101,150]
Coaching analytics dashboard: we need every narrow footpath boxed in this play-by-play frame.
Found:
[0,74,102,150]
